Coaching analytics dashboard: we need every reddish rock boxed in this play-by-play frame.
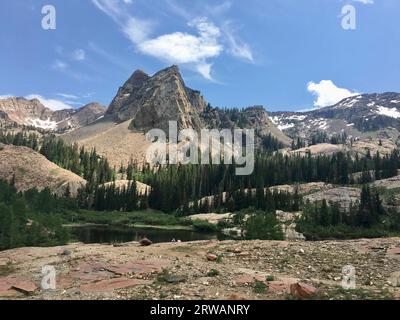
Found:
[139,238,153,246]
[227,294,247,300]
[206,254,218,262]
[235,275,266,285]
[57,275,75,289]
[278,241,290,248]
[11,280,38,294]
[0,278,12,296]
[388,247,400,255]
[268,281,290,294]
[106,259,169,275]
[105,265,133,276]
[290,282,317,299]
[80,278,151,293]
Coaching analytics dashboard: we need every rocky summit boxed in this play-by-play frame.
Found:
[60,65,291,166]
[105,65,290,142]
[107,65,207,132]
[0,97,106,132]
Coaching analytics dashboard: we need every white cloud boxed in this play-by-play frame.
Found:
[91,0,253,80]
[25,94,73,111]
[138,18,223,79]
[72,49,86,61]
[307,80,359,108]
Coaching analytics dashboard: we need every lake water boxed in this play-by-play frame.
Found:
[70,225,219,244]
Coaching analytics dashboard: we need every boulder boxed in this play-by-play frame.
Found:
[11,280,38,295]
[206,254,218,262]
[290,282,317,299]
[139,238,153,246]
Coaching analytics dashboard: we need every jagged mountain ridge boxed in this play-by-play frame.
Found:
[0,97,106,131]
[61,65,291,166]
[106,65,290,144]
[270,92,400,141]
[107,65,207,132]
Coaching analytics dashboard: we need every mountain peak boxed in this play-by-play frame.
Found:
[152,65,182,81]
[125,69,150,87]
[160,65,180,73]
[0,96,106,131]
[106,65,206,131]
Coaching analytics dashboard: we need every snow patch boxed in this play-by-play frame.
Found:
[376,106,400,119]
[287,115,306,121]
[310,118,329,130]
[27,118,58,130]
[271,116,279,125]
[278,123,295,130]
[336,96,360,109]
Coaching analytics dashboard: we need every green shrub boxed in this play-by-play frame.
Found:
[207,269,220,277]
[244,211,284,240]
[253,280,268,294]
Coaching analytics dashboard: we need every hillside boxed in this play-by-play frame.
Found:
[0,143,86,196]
[62,118,151,167]
[270,93,400,142]
[0,97,106,132]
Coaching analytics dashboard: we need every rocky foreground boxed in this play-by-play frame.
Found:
[1,238,400,300]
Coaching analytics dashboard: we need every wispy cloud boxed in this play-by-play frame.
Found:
[307,80,359,108]
[88,41,131,71]
[91,0,253,80]
[52,60,68,71]
[25,94,74,111]
[51,57,98,82]
[56,93,80,100]
[72,49,86,61]
[352,0,374,4]
[138,18,222,80]
[222,22,254,63]
[92,0,153,42]
[55,93,83,106]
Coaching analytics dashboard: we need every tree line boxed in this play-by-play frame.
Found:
[141,149,400,213]
[0,131,115,186]
[297,185,400,239]
[0,179,72,250]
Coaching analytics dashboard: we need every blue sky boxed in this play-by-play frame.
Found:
[0,0,399,111]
